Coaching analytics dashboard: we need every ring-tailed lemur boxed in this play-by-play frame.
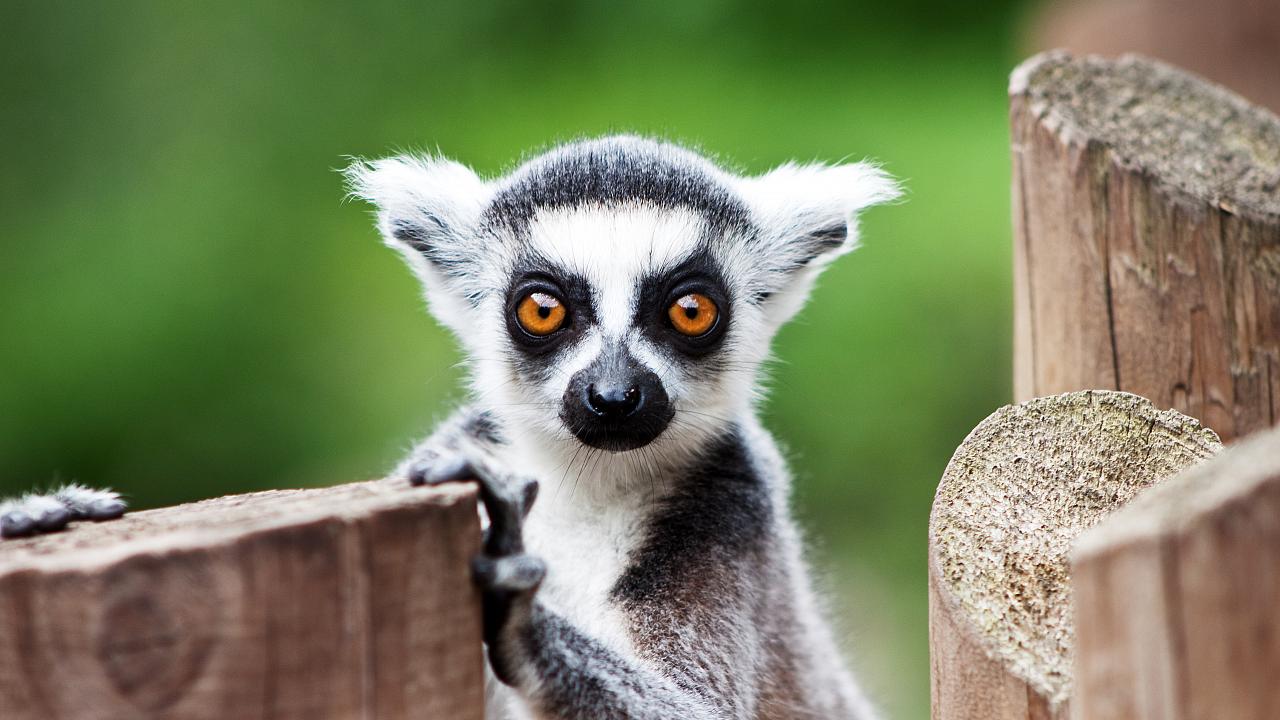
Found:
[349,136,897,719]
[2,135,897,720]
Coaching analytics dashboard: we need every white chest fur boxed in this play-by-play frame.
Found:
[521,482,651,652]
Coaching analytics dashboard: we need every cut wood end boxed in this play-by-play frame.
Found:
[1075,423,1280,559]
[1011,51,1280,220]
[929,390,1221,705]
[0,479,475,575]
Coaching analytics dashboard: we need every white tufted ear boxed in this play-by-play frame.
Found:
[735,161,899,328]
[346,155,496,336]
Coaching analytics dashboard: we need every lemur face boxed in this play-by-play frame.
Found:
[500,206,734,452]
[350,136,896,460]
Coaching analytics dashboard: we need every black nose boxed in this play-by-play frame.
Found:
[585,383,642,418]
[562,361,672,451]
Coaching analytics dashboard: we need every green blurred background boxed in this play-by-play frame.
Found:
[0,1,1034,716]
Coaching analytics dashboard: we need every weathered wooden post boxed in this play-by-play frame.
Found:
[929,391,1219,720]
[1072,423,1280,720]
[1011,52,1280,442]
[933,50,1280,720]
[0,480,484,720]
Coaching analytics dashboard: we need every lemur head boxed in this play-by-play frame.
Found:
[349,136,896,462]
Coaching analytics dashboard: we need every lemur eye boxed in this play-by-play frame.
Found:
[668,293,719,337]
[516,292,567,336]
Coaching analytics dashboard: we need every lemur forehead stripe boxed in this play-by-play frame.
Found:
[483,136,752,236]
[520,205,709,285]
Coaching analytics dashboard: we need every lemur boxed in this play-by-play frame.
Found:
[1,136,897,720]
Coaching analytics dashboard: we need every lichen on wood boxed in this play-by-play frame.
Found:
[1011,51,1280,442]
[1010,52,1280,219]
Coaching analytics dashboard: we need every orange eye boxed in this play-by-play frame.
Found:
[516,292,567,336]
[668,293,719,337]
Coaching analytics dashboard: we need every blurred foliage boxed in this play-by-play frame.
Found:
[0,1,1030,716]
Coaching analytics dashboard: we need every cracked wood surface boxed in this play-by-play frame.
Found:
[1072,423,1280,720]
[1011,52,1280,442]
[0,480,483,720]
[929,391,1220,720]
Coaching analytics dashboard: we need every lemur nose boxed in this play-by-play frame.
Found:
[585,383,643,419]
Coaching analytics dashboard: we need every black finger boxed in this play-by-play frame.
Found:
[480,483,526,557]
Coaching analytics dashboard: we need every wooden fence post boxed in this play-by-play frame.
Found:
[1010,51,1280,442]
[0,480,484,720]
[1072,423,1280,720]
[934,50,1280,720]
[929,391,1220,720]
[1030,0,1280,113]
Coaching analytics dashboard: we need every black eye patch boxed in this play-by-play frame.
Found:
[634,250,731,358]
[503,260,596,359]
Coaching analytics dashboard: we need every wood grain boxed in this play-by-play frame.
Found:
[1072,423,1280,720]
[929,390,1220,720]
[0,479,483,720]
[1011,52,1280,441]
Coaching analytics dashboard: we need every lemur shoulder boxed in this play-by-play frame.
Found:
[2,136,897,720]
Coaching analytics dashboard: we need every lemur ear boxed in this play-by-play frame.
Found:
[346,155,494,335]
[735,161,899,327]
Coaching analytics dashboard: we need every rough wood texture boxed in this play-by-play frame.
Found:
[1073,423,1280,720]
[1030,0,1280,113]
[0,480,483,720]
[930,391,1220,720]
[1011,51,1280,442]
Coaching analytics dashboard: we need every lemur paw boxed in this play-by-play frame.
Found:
[0,485,126,539]
[403,446,543,670]
[404,449,538,557]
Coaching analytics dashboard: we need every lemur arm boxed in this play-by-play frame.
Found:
[497,603,728,720]
[404,410,758,719]
[423,464,746,720]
